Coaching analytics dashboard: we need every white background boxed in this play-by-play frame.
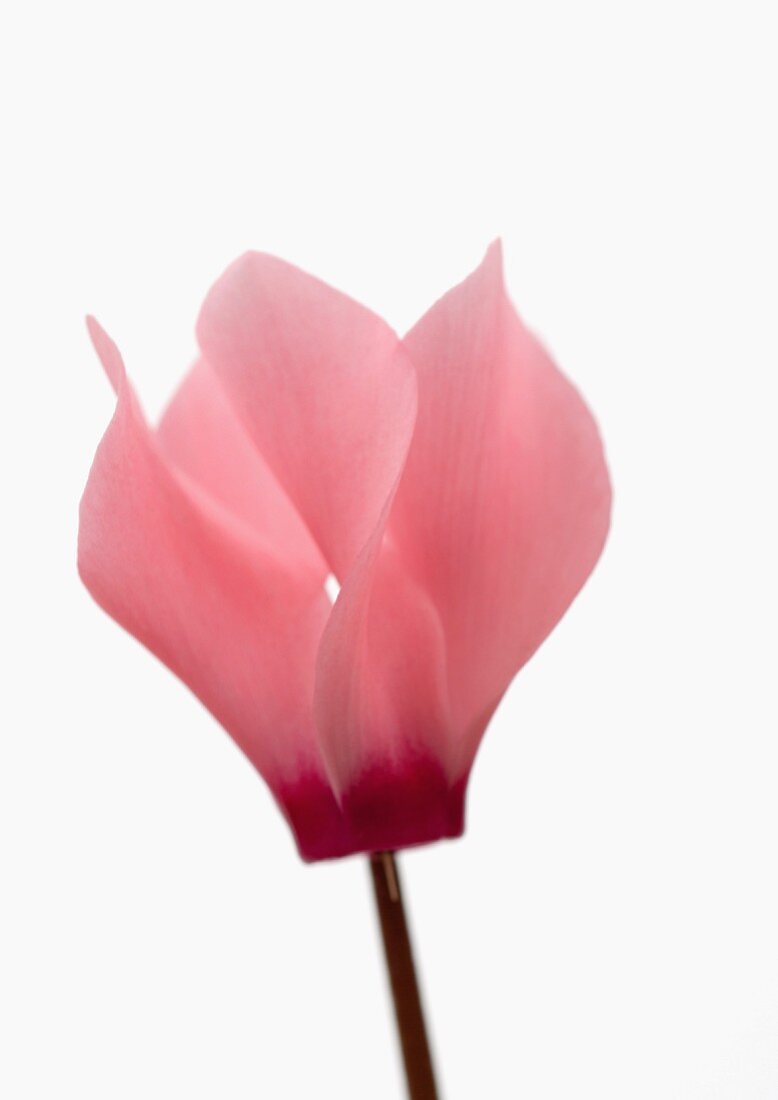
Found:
[2,2,777,1097]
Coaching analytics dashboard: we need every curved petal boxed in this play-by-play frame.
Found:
[156,358,325,581]
[390,243,612,777]
[78,319,342,850]
[313,522,462,850]
[195,252,417,579]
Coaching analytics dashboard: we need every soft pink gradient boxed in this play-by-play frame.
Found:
[78,243,611,861]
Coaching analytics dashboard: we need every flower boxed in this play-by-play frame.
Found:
[78,242,611,861]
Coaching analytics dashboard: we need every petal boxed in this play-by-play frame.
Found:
[156,358,325,580]
[313,526,463,849]
[390,243,612,777]
[79,319,333,814]
[195,252,417,579]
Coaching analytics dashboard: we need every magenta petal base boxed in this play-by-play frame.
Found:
[278,763,466,862]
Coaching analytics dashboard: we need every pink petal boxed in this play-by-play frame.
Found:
[195,253,417,579]
[156,358,325,580]
[79,319,351,857]
[313,527,463,851]
[194,253,464,845]
[389,243,612,778]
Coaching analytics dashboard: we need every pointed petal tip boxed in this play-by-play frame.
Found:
[85,315,125,394]
[479,237,506,288]
[485,236,503,261]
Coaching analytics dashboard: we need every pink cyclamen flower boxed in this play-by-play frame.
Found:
[79,242,611,861]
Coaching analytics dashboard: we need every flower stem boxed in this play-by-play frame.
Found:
[369,851,440,1100]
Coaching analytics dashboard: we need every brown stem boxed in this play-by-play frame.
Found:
[369,851,440,1100]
